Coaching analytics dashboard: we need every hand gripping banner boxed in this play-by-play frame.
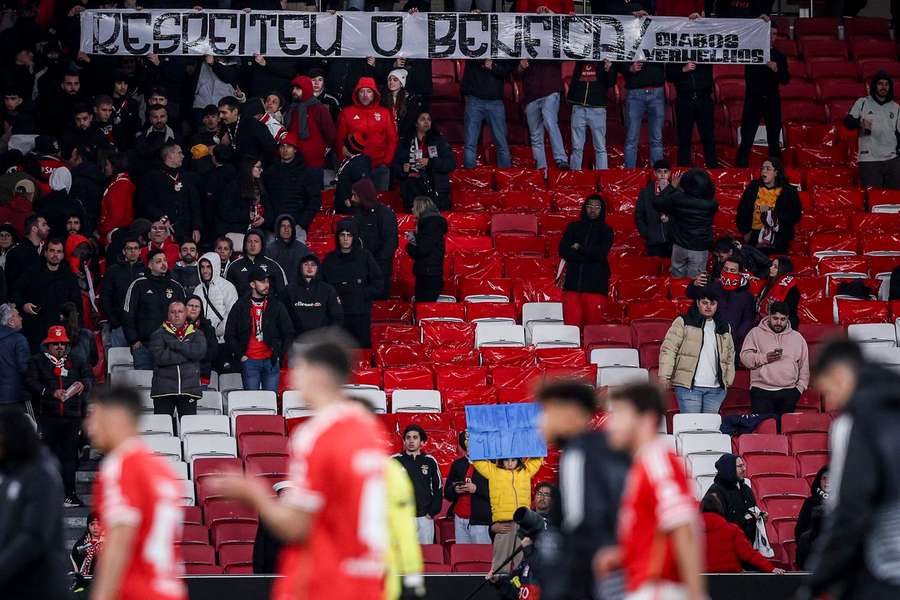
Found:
[80,9,770,63]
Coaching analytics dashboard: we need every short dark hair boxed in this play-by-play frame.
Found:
[695,287,720,303]
[403,424,427,443]
[458,430,468,450]
[292,328,354,384]
[768,301,790,316]
[147,248,167,262]
[536,379,597,414]
[179,239,197,249]
[72,102,91,117]
[653,159,671,170]
[45,237,64,252]
[608,383,666,420]
[91,386,143,420]
[215,235,234,250]
[713,237,736,254]
[701,491,725,515]
[94,94,113,108]
[147,103,167,114]
[218,96,240,111]
[62,70,80,81]
[0,411,40,464]
[122,237,140,249]
[24,213,40,235]
[723,254,743,271]
[107,152,129,174]
[812,339,861,377]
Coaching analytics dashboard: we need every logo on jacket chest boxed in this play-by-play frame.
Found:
[165,288,174,299]
[421,464,429,476]
[374,113,382,122]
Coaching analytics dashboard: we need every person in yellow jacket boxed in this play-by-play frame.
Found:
[472,457,543,576]
[385,457,426,600]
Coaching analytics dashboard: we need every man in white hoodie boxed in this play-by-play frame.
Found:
[196,252,238,369]
[845,71,900,189]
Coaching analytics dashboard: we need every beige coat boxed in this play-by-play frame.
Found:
[658,315,735,389]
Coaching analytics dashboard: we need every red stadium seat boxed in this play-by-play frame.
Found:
[491,214,540,236]
[491,366,543,390]
[613,277,669,302]
[836,299,889,326]
[764,498,805,525]
[797,454,830,483]
[384,414,451,438]
[182,506,203,525]
[451,252,504,280]
[800,39,847,60]
[371,301,414,324]
[583,324,634,350]
[204,501,258,527]
[735,434,790,456]
[375,342,430,368]
[806,58,859,82]
[244,455,289,480]
[494,234,545,256]
[184,564,224,575]
[211,523,257,550]
[429,345,480,366]
[504,256,558,279]
[179,524,210,545]
[494,168,545,191]
[794,17,839,39]
[465,302,516,323]
[179,544,215,565]
[446,212,491,235]
[850,37,897,60]
[383,367,435,397]
[435,365,489,391]
[753,477,810,502]
[480,345,537,366]
[371,324,420,348]
[781,413,832,434]
[811,187,865,212]
[627,300,678,321]
[443,386,498,414]
[219,544,254,570]
[240,436,289,459]
[450,544,494,573]
[450,167,494,190]
[235,415,285,446]
[631,319,672,349]
[421,321,475,347]
[421,544,447,566]
[789,433,829,456]
[799,323,844,344]
[535,347,587,367]
[193,458,243,483]
[458,277,513,302]
[744,455,798,479]
[845,16,891,39]
[798,299,835,324]
[415,302,466,322]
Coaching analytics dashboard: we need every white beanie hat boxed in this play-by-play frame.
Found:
[388,68,408,88]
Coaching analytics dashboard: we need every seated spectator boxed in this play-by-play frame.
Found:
[516,58,568,172]
[139,218,180,267]
[350,178,397,300]
[149,300,206,430]
[405,196,448,303]
[795,467,828,569]
[845,71,900,189]
[687,255,756,352]
[266,215,311,287]
[737,158,801,255]
[0,303,29,413]
[473,457,544,575]
[461,58,513,170]
[566,59,612,170]
[653,168,718,278]
[707,454,760,542]
[185,295,218,389]
[701,492,781,574]
[382,69,422,140]
[445,431,492,545]
[392,111,455,212]
[171,239,200,294]
[756,257,799,330]
[740,301,810,420]
[285,254,343,336]
[659,288,735,414]
[559,195,614,327]
[335,77,398,191]
[635,159,673,257]
[70,513,103,576]
[711,236,771,279]
[335,133,372,215]
[225,229,289,300]
[393,424,443,544]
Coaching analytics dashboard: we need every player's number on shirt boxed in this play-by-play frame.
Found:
[358,475,387,554]
[145,501,181,573]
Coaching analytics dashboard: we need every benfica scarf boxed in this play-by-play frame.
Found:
[251,298,268,341]
[163,321,195,340]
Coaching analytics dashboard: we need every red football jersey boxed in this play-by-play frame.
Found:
[617,437,699,592]
[276,402,387,600]
[93,438,186,600]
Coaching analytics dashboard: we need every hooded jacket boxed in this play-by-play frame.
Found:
[122,272,187,346]
[34,169,84,240]
[845,72,900,163]
[148,320,207,399]
[795,466,827,569]
[100,258,147,330]
[635,181,672,246]
[24,349,94,418]
[687,280,756,352]
[196,252,239,343]
[263,151,322,232]
[265,214,312,287]
[405,208,447,278]
[558,198,614,294]
[225,229,289,299]
[653,174,718,251]
[736,180,802,253]
[335,77,399,167]
[391,128,456,204]
[739,317,810,393]
[321,221,384,315]
[472,458,543,522]
[707,453,759,541]
[658,304,736,390]
[283,75,336,170]
[224,292,294,363]
[0,325,30,406]
[702,512,775,573]
[285,260,343,335]
[350,180,398,282]
[97,172,135,242]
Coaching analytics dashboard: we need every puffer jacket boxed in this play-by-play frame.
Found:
[0,325,30,406]
[148,322,207,399]
[558,197,614,294]
[702,512,775,573]
[321,225,384,315]
[658,305,736,390]
[653,185,718,252]
[265,214,311,286]
[472,458,543,522]
[405,209,447,278]
[196,252,239,343]
[335,77,399,167]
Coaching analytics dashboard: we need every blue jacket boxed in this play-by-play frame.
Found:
[0,325,29,405]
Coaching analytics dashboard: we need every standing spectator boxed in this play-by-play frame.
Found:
[635,159,673,257]
[70,513,103,576]
[350,178,398,300]
[100,238,146,349]
[736,27,789,167]
[706,454,760,541]
[756,256,799,329]
[445,431,492,545]
[473,457,544,575]
[225,267,294,393]
[264,133,322,236]
[196,252,239,362]
[517,59,568,172]
[335,77,398,191]
[185,295,218,388]
[215,236,235,276]
[598,384,705,599]
[225,229,289,300]
[659,289,736,414]
[139,218,180,267]
[845,71,900,189]
[382,69,422,140]
[96,153,134,245]
[334,133,371,215]
[741,301,810,419]
[25,325,93,506]
[668,59,717,168]
[0,303,29,414]
[392,111,455,212]
[207,146,244,238]
[688,255,757,352]
[34,167,79,240]
[240,158,270,233]
[13,238,81,351]
[737,158,801,254]
[285,254,343,336]
[218,95,277,165]
[309,68,341,123]
[322,220,383,348]
[58,302,97,370]
[701,492,781,573]
[266,214,311,287]
[795,467,828,569]
[137,143,202,244]
[171,239,200,294]
[461,59,513,169]
[149,300,206,430]
[4,214,48,290]
[620,59,666,169]
[282,76,334,194]
[654,168,718,278]
[558,195,614,327]
[131,104,178,181]
[393,424,443,544]
[405,196,447,303]
[566,60,613,171]
[123,248,187,370]
[0,412,68,600]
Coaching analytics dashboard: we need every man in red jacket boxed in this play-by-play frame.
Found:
[97,153,134,246]
[283,75,335,193]
[335,77,398,192]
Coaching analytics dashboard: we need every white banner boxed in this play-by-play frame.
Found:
[80,9,770,63]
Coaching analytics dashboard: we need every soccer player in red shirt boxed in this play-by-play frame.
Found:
[85,386,186,600]
[598,383,707,600]
[212,331,387,600]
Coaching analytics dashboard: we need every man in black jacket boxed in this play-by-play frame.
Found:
[4,214,49,299]
[393,424,443,544]
[24,325,94,506]
[566,60,613,170]
[653,169,718,277]
[226,229,289,300]
[100,238,147,349]
[668,60,717,168]
[266,215,311,287]
[225,267,294,392]
[736,26,789,167]
[219,95,277,165]
[123,248,187,370]
[461,58,513,169]
[445,431,492,544]
[137,142,202,243]
[264,134,322,234]
[286,255,343,335]
[350,177,397,299]
[334,133,371,215]
[801,341,900,600]
[634,160,673,257]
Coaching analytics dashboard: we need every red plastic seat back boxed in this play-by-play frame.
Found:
[735,434,790,456]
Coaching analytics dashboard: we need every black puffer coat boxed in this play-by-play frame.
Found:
[406,209,447,278]
[707,453,759,541]
[321,222,384,315]
[263,154,321,232]
[148,323,207,400]
[653,173,718,252]
[558,198,614,295]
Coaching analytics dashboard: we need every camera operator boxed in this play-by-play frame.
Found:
[536,380,631,600]
[492,505,550,600]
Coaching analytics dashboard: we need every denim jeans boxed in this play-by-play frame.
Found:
[570,105,608,170]
[674,386,726,414]
[624,87,665,169]
[416,516,435,544]
[241,358,280,392]
[525,92,567,171]
[131,344,154,370]
[454,516,492,544]
[463,96,511,169]
[107,326,128,349]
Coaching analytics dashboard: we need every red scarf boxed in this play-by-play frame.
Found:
[251,298,268,340]
[758,275,796,319]
[163,321,190,340]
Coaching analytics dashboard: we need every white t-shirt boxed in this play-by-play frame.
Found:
[849,96,900,163]
[693,319,720,388]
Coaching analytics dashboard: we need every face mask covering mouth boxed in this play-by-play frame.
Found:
[720,272,742,291]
